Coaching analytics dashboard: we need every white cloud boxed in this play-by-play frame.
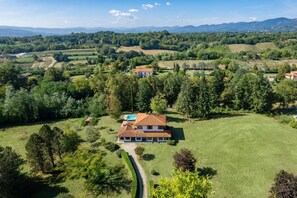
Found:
[249,17,257,22]
[154,2,161,6]
[142,4,154,10]
[109,9,136,21]
[166,2,172,6]
[129,9,139,13]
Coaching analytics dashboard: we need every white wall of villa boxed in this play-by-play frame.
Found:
[138,125,164,132]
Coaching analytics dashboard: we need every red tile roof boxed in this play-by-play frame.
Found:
[117,120,171,138]
[286,71,297,77]
[134,113,166,126]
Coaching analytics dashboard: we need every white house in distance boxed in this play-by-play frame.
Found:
[118,113,172,142]
[132,68,154,78]
[285,71,297,81]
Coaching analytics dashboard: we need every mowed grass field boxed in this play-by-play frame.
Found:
[2,112,297,197]
[228,42,278,53]
[137,112,297,198]
[0,118,129,198]
[117,46,177,55]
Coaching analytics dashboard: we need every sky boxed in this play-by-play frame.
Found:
[0,0,297,28]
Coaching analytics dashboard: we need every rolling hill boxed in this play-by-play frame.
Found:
[0,17,297,37]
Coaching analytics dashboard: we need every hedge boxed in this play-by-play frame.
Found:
[121,151,138,198]
[149,180,154,198]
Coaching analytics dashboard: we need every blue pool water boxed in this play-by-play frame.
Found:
[124,115,137,121]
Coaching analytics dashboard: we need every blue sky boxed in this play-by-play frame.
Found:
[0,0,297,28]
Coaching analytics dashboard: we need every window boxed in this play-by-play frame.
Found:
[124,137,131,141]
[158,137,165,141]
[147,126,153,130]
[136,137,142,142]
[146,137,153,141]
[158,126,164,130]
[137,126,143,130]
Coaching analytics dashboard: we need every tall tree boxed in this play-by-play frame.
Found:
[176,78,199,118]
[39,125,56,168]
[0,146,25,198]
[137,78,153,112]
[150,94,168,114]
[276,79,297,107]
[153,170,213,198]
[163,74,184,105]
[251,72,274,113]
[26,133,47,173]
[106,94,122,120]
[210,69,225,109]
[0,61,22,89]
[197,76,211,119]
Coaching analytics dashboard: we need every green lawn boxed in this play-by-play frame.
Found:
[0,118,128,198]
[2,112,297,197]
[16,57,35,63]
[137,112,297,198]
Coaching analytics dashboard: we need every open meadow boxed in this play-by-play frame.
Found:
[228,42,278,53]
[137,111,297,198]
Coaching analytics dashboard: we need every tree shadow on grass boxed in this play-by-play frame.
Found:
[142,154,155,161]
[22,177,69,198]
[167,116,187,123]
[198,167,217,179]
[210,112,246,120]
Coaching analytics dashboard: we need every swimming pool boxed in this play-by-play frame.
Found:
[124,115,137,121]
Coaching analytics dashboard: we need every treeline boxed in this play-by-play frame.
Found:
[2,31,297,55]
[2,59,297,125]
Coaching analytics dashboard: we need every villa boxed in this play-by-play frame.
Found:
[285,71,297,81]
[132,68,154,78]
[117,113,172,142]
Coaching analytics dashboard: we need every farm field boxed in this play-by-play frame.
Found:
[32,48,97,56]
[68,55,98,60]
[228,42,278,53]
[0,118,129,198]
[2,111,297,197]
[158,60,213,69]
[137,111,297,198]
[117,46,177,55]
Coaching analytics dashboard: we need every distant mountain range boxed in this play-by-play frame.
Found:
[1,17,297,37]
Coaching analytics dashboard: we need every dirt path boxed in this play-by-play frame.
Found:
[121,143,148,198]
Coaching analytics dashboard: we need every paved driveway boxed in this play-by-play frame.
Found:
[121,143,148,198]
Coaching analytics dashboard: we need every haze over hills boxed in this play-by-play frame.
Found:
[1,17,297,37]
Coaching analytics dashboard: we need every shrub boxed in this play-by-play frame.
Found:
[85,127,100,143]
[134,146,145,159]
[270,170,297,198]
[289,120,297,129]
[173,148,197,172]
[81,118,87,127]
[105,142,120,152]
[151,169,159,176]
[121,151,138,198]
[167,140,176,146]
[116,149,124,158]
